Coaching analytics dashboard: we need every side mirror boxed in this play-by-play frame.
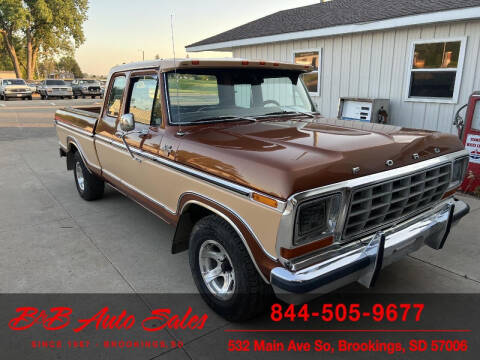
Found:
[120,113,135,132]
[453,104,468,140]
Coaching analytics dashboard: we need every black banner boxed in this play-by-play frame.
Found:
[1,294,478,359]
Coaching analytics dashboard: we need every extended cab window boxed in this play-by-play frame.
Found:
[126,75,160,125]
[106,75,126,117]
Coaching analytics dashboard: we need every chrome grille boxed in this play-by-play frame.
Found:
[344,164,451,239]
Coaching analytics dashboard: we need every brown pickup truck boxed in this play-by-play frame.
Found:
[55,58,470,321]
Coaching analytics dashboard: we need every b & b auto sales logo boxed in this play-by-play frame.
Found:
[9,306,207,332]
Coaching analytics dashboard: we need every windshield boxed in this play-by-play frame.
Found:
[3,79,25,85]
[166,69,316,124]
[46,80,67,86]
[80,80,98,84]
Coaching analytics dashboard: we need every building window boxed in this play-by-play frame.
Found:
[293,50,321,96]
[405,38,466,103]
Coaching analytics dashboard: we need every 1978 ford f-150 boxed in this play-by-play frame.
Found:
[54,58,470,321]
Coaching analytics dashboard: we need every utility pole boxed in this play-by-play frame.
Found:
[138,49,145,61]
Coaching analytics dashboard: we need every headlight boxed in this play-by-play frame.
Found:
[449,157,469,189]
[294,193,341,245]
[82,86,88,90]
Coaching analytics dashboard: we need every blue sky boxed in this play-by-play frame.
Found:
[76,0,316,75]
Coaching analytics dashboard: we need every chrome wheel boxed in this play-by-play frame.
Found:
[199,240,235,300]
[75,161,85,192]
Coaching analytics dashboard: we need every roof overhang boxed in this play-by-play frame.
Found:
[108,58,312,74]
[186,6,480,52]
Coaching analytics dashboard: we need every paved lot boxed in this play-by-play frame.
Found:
[0,99,479,359]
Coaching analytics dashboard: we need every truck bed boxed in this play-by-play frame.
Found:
[54,105,103,171]
[54,105,101,135]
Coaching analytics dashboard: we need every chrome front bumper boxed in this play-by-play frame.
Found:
[48,91,73,96]
[80,90,101,95]
[270,197,469,304]
[5,91,31,97]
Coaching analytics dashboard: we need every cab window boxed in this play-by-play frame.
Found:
[125,75,161,125]
[106,75,126,117]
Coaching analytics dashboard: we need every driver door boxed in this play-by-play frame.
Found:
[95,71,167,213]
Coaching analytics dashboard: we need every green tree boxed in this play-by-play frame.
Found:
[0,0,88,80]
[57,56,83,78]
[0,38,12,70]
[0,0,26,77]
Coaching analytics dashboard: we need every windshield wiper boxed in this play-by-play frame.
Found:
[261,110,317,118]
[190,115,258,124]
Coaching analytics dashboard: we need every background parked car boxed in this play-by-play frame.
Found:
[71,79,102,99]
[25,81,38,94]
[100,80,107,97]
[0,79,33,101]
[37,80,73,100]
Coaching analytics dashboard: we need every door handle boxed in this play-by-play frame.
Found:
[161,144,174,156]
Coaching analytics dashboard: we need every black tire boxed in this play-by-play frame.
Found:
[73,151,105,201]
[91,96,96,99]
[74,95,78,99]
[4,96,9,101]
[0,93,3,100]
[189,214,272,321]
[28,96,33,100]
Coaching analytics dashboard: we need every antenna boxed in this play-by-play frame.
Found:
[170,14,184,136]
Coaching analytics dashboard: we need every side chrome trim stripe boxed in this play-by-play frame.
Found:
[94,133,286,211]
[55,119,94,138]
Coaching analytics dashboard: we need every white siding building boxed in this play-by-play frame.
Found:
[187,0,480,134]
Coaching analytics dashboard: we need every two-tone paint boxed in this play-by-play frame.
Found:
[54,58,467,284]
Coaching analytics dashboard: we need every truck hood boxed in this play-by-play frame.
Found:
[175,116,464,200]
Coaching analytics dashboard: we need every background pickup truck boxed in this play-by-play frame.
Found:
[71,79,103,99]
[55,58,470,321]
[38,79,73,100]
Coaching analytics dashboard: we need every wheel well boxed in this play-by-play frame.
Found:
[66,142,78,170]
[171,203,214,254]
